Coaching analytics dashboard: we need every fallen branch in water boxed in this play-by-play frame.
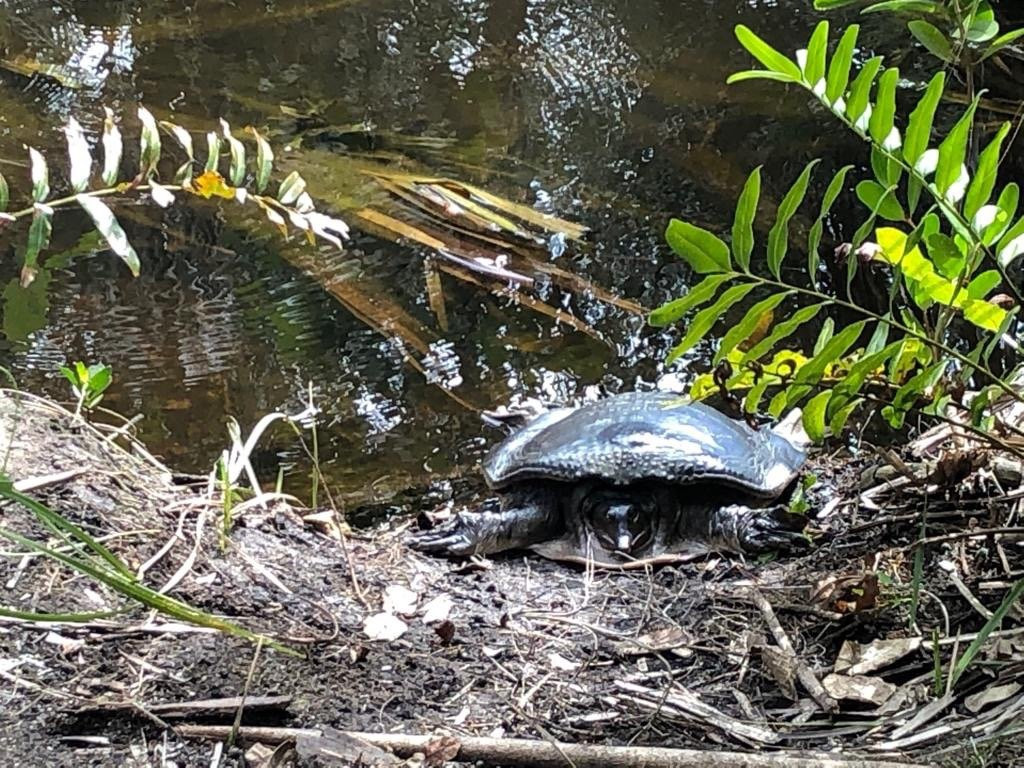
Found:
[175,724,933,768]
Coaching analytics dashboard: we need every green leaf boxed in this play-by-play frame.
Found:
[0,484,131,578]
[768,160,818,278]
[833,339,903,401]
[0,171,8,212]
[648,273,733,327]
[887,360,948,423]
[951,579,1024,687]
[732,167,761,272]
[666,219,732,274]
[813,0,862,8]
[666,283,757,364]
[249,127,274,194]
[981,183,1018,245]
[76,195,140,277]
[963,297,1009,332]
[277,170,307,207]
[27,146,49,202]
[813,317,835,356]
[24,204,53,275]
[741,303,823,363]
[804,21,829,87]
[964,123,1010,221]
[980,28,1024,61]
[866,320,890,354]
[967,3,998,44]
[935,100,978,198]
[802,391,832,442]
[220,119,246,187]
[871,145,901,188]
[787,320,868,407]
[714,292,791,364]
[809,166,853,282]
[768,389,790,419]
[87,365,112,395]
[829,398,860,435]
[743,376,774,415]
[825,25,859,107]
[59,365,79,388]
[727,70,801,85]
[908,20,954,62]
[160,120,194,160]
[863,0,941,10]
[205,132,222,174]
[967,269,1001,299]
[869,67,900,147]
[857,180,905,220]
[734,25,804,81]
[903,71,945,167]
[926,232,965,280]
[63,117,92,193]
[137,106,161,181]
[101,108,122,187]
[846,56,884,127]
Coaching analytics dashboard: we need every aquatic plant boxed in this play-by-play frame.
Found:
[652,19,1024,446]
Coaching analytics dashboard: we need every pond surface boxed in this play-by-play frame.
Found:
[0,0,887,508]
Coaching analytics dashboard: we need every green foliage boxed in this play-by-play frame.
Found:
[0,475,294,654]
[4,106,350,288]
[59,361,112,416]
[813,0,1024,67]
[655,21,1024,444]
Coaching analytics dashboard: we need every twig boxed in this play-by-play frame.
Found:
[909,527,1024,550]
[229,638,265,749]
[11,468,87,492]
[175,725,932,768]
[745,588,839,713]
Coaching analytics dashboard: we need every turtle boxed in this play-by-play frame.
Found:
[407,391,811,567]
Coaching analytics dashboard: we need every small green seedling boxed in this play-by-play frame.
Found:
[59,361,112,416]
[788,472,818,516]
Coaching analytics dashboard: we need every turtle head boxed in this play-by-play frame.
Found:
[583,492,656,556]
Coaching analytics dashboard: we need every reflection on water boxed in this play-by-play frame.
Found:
[0,0,879,506]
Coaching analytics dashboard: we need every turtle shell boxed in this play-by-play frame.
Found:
[483,392,806,498]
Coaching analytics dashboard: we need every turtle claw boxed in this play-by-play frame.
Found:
[406,515,479,557]
[736,506,810,554]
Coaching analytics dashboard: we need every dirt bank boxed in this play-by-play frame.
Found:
[0,389,1021,767]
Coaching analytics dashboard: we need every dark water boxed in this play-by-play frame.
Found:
[0,0,886,507]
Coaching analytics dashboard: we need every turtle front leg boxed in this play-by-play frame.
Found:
[407,489,562,557]
[708,504,809,555]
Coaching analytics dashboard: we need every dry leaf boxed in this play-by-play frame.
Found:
[761,645,797,700]
[965,682,1022,713]
[421,595,453,624]
[612,626,693,658]
[822,673,896,706]
[834,637,922,676]
[383,585,419,617]
[364,612,408,642]
[433,620,456,644]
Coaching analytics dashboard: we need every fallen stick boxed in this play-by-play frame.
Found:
[746,588,839,713]
[176,725,933,768]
